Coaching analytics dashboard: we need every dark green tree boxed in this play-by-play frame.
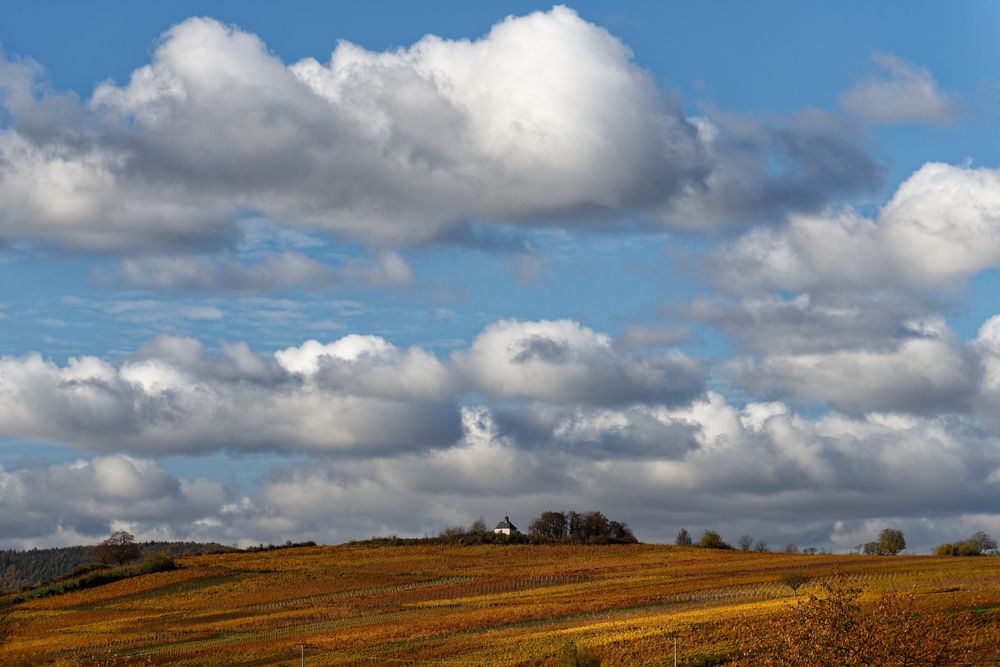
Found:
[608,520,636,543]
[877,528,905,555]
[581,512,611,541]
[698,530,732,550]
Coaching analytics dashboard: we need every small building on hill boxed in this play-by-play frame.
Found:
[494,515,518,535]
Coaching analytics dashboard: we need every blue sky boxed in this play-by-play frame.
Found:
[1,2,1000,552]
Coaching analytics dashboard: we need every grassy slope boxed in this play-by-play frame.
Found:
[2,543,998,666]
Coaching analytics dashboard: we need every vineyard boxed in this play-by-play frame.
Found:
[1,543,998,665]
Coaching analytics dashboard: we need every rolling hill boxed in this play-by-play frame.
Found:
[1,543,998,665]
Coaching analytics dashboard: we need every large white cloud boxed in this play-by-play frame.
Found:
[0,335,461,455]
[276,334,457,401]
[735,317,978,414]
[717,310,1000,421]
[713,162,1000,293]
[458,319,704,405]
[701,162,1000,416]
[0,7,879,252]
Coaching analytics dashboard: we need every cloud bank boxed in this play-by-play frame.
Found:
[0,320,703,455]
[0,7,880,253]
[3,394,998,552]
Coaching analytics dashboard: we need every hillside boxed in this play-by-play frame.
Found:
[0,542,234,594]
[1,543,998,665]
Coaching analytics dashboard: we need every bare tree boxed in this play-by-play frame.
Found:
[94,530,142,566]
[675,528,693,546]
[737,534,754,552]
[969,531,997,554]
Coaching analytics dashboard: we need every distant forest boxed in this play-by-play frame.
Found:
[0,542,234,593]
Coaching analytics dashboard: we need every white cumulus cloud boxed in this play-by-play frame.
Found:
[0,7,879,252]
[713,162,1000,293]
[458,318,704,405]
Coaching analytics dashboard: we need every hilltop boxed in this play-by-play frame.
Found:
[1,542,998,665]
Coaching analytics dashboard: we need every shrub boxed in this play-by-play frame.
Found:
[136,553,177,574]
[935,531,997,556]
[697,530,732,550]
[734,580,980,665]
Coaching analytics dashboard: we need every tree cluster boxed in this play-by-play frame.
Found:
[934,531,997,556]
[417,511,636,546]
[677,530,826,554]
[861,528,906,555]
[528,511,636,544]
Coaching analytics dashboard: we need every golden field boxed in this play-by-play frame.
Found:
[2,543,998,665]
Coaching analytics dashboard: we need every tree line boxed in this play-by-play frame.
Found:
[673,526,999,557]
[672,528,825,553]
[674,527,909,556]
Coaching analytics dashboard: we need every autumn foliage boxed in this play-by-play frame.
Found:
[1,544,997,665]
[735,579,989,666]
